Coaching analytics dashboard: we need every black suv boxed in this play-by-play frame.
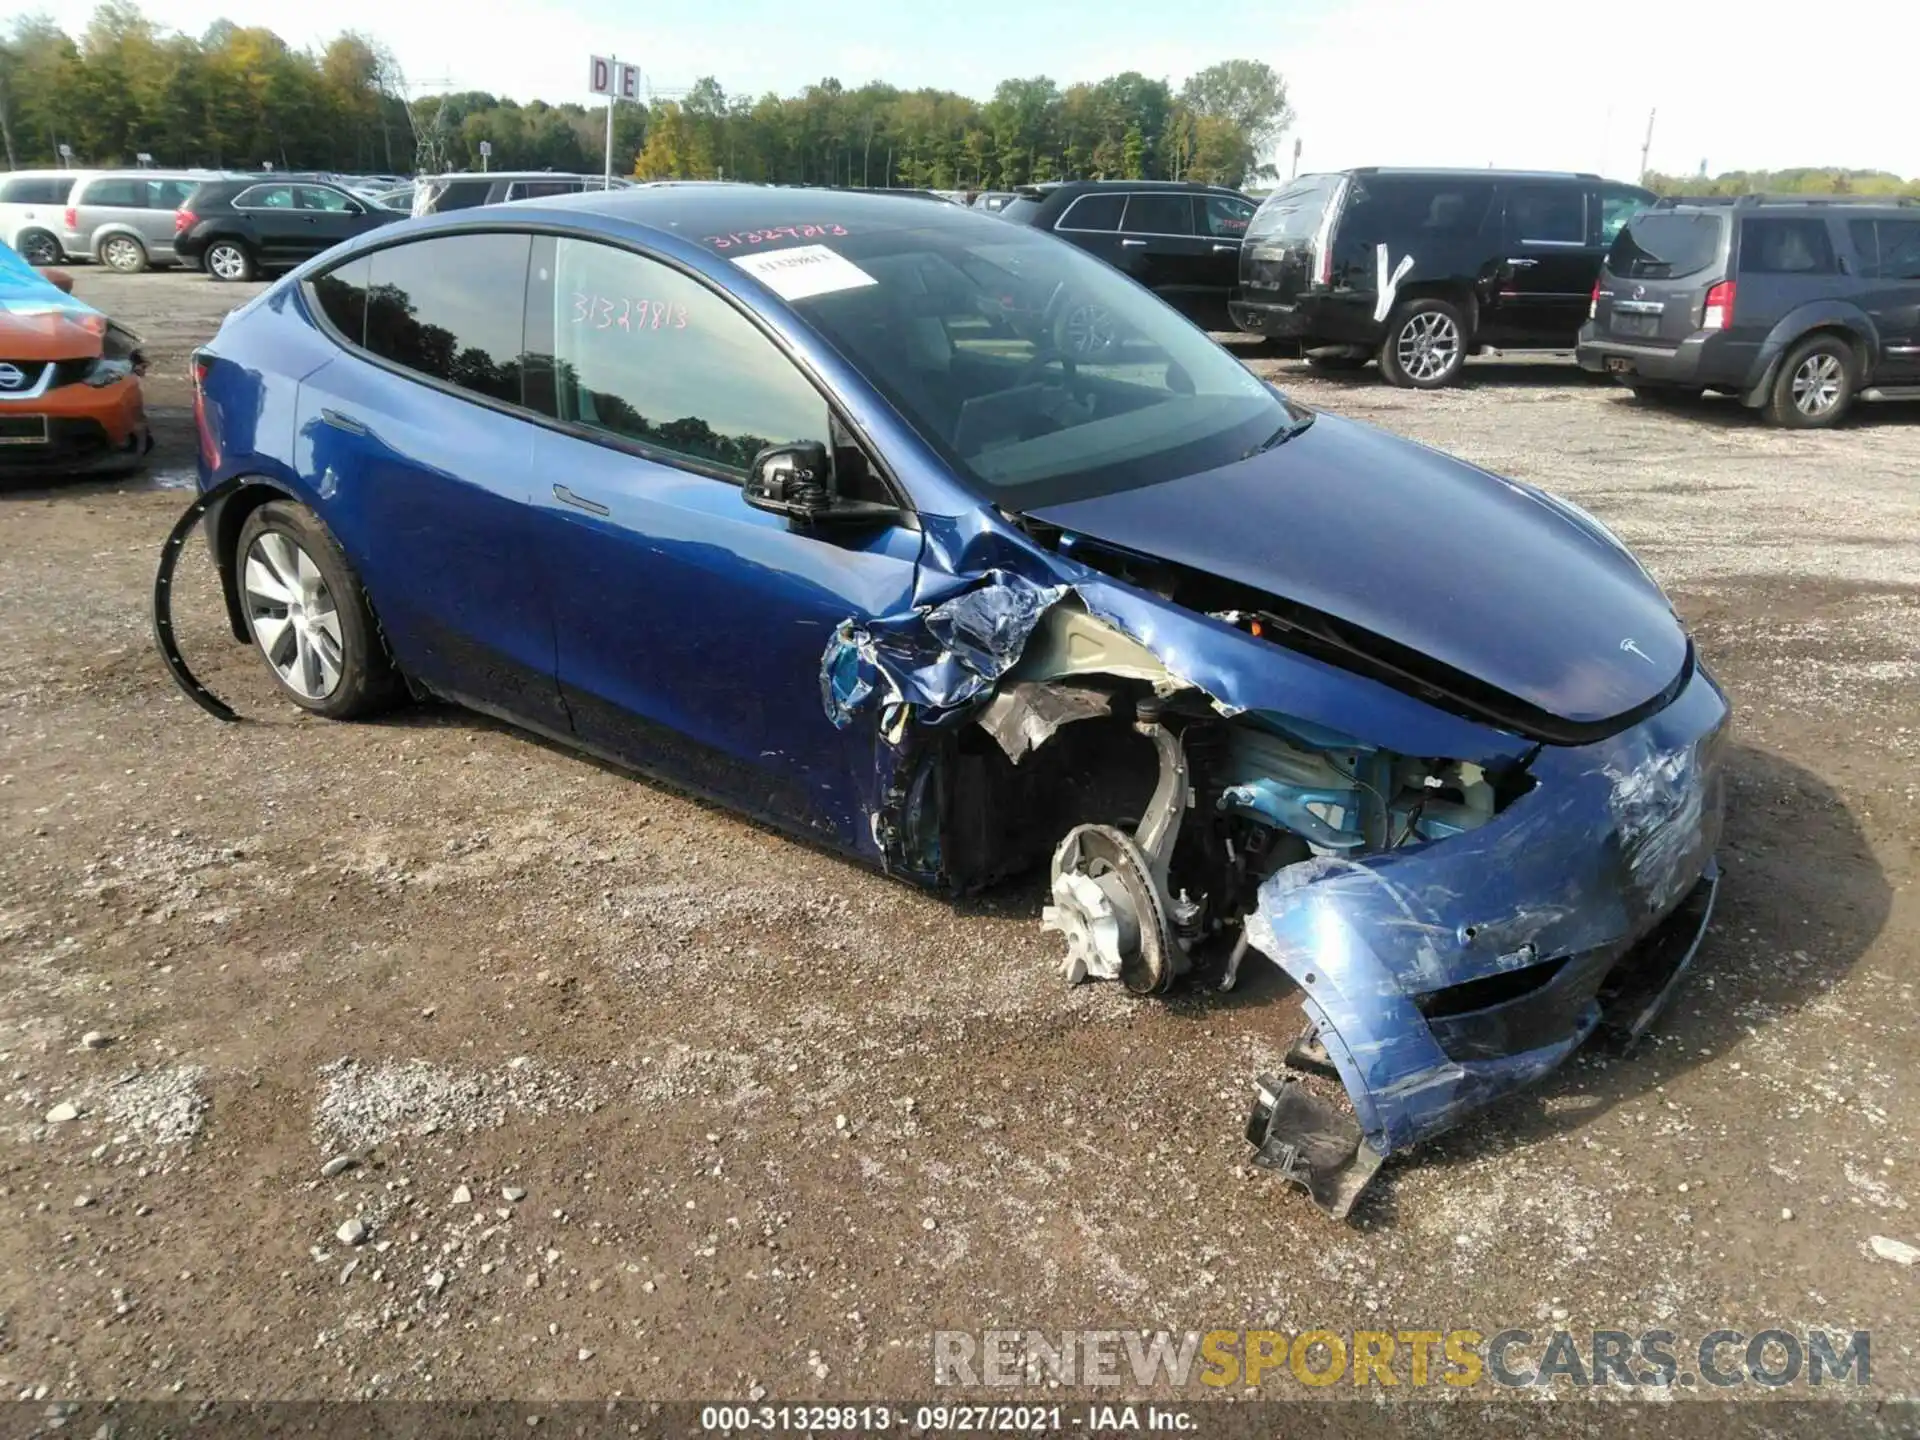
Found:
[1001,180,1257,332]
[1231,168,1654,387]
[1578,195,1920,428]
[175,179,400,281]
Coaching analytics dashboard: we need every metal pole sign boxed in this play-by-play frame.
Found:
[57,143,73,161]
[588,54,640,188]
[478,140,491,172]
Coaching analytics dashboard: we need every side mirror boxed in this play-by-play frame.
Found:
[744,441,835,523]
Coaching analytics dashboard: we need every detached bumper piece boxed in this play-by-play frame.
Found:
[1246,1075,1383,1220]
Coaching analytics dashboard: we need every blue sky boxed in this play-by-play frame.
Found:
[33,0,1918,179]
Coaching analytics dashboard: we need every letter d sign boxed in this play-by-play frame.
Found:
[589,55,613,96]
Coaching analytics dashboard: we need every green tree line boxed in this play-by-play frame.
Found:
[635,61,1291,190]
[1644,166,1920,199]
[0,3,1291,189]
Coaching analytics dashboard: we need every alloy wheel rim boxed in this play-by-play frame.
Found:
[209,246,245,279]
[1791,353,1843,416]
[21,234,57,265]
[104,238,140,270]
[1396,311,1460,382]
[244,531,343,700]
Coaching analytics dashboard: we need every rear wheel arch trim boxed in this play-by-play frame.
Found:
[1743,304,1879,403]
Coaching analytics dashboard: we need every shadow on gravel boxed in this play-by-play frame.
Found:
[1361,741,1890,1223]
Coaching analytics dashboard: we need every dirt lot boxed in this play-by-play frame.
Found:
[1,269,1916,1407]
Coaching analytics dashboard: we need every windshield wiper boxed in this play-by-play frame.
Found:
[1242,410,1314,459]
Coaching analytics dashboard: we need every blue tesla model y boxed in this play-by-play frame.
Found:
[178,185,1728,1215]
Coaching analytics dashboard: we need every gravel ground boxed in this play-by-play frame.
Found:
[0,270,1915,1406]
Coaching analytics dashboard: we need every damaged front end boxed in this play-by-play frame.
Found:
[819,512,1728,1221]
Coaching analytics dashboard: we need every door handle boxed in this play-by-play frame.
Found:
[1120,238,1148,248]
[553,483,610,516]
[1505,257,1539,268]
[320,408,367,435]
[1212,242,1239,252]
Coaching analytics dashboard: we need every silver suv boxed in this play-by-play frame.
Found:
[62,170,228,272]
[0,170,90,265]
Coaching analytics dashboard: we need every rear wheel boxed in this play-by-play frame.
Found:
[1766,334,1855,429]
[204,240,255,283]
[1378,298,1468,389]
[98,234,149,274]
[236,500,400,720]
[16,229,62,266]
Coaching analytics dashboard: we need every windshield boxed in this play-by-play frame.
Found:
[751,217,1293,507]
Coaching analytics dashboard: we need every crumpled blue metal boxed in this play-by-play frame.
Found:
[819,568,1068,732]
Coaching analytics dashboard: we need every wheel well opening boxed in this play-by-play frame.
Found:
[212,483,286,641]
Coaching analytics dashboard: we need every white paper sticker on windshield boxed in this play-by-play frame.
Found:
[731,244,877,302]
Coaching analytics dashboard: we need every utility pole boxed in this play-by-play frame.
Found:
[1638,108,1657,183]
[1289,138,1301,181]
[604,56,617,189]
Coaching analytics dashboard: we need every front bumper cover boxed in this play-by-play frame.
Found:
[1243,660,1730,1217]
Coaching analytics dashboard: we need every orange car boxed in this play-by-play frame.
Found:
[0,242,150,478]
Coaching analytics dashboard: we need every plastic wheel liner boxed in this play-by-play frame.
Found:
[152,475,251,724]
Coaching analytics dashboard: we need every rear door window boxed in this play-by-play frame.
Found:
[1851,218,1920,280]
[1607,213,1725,278]
[1055,193,1124,232]
[363,233,533,405]
[1506,185,1587,244]
[1739,217,1837,276]
[1201,194,1256,238]
[148,179,198,209]
[1120,192,1195,236]
[233,185,295,210]
[307,253,370,343]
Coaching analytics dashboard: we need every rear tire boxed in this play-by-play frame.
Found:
[235,500,401,720]
[1378,298,1469,389]
[204,240,255,283]
[98,234,148,274]
[17,229,62,266]
[1765,334,1856,429]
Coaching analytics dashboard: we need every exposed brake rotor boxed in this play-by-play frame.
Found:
[1042,822,1176,995]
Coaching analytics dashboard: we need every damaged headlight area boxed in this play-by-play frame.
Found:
[821,563,1728,1223]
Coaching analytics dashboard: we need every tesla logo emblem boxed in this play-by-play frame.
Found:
[0,363,24,390]
[1620,638,1656,664]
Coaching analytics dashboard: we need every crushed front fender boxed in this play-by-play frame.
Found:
[1243,659,1730,1216]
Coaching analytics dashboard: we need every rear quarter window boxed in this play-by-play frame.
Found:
[1341,178,1495,248]
[1738,217,1838,276]
[1607,213,1725,279]
[1,177,73,205]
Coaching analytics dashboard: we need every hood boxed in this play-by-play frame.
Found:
[1025,412,1688,736]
